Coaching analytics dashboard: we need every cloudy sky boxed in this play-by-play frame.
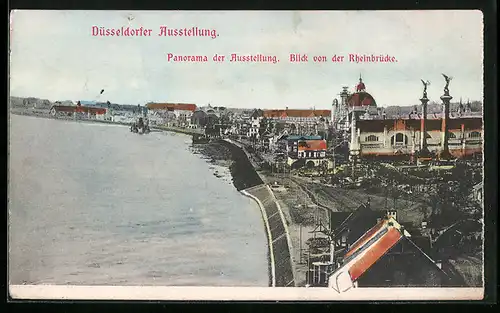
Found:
[10,10,483,109]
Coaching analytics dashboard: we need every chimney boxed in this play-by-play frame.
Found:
[387,210,397,221]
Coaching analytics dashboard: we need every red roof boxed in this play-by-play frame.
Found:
[147,103,197,111]
[344,219,387,259]
[356,82,366,92]
[349,227,402,281]
[76,106,106,114]
[329,217,404,286]
[298,140,327,151]
[329,215,449,291]
[348,92,377,107]
[51,105,76,112]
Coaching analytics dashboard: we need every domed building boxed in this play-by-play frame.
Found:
[330,75,483,161]
[347,76,377,108]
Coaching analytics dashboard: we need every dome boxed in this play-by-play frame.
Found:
[348,92,377,107]
[348,76,377,107]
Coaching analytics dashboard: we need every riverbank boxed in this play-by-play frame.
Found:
[9,110,133,127]
[223,139,329,287]
[194,139,295,287]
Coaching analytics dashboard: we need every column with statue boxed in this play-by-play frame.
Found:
[439,74,453,160]
[419,79,431,158]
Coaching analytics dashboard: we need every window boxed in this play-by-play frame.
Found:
[391,133,408,145]
[468,131,481,138]
[447,132,456,139]
[366,135,379,142]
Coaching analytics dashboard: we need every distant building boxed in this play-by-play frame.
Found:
[353,116,483,159]
[50,104,106,119]
[264,108,331,136]
[248,109,264,138]
[331,76,483,160]
[285,135,323,158]
[280,135,329,168]
[146,102,197,127]
[191,109,209,127]
[297,139,328,160]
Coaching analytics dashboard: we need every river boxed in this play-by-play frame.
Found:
[8,114,268,286]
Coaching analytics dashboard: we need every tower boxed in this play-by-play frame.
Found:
[338,86,350,131]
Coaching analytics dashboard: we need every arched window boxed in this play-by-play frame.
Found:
[391,133,408,145]
[366,135,379,142]
[468,131,481,138]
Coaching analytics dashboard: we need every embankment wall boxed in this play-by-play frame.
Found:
[221,139,295,287]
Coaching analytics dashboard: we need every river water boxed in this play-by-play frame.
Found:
[8,115,268,286]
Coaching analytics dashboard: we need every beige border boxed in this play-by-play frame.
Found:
[9,285,484,301]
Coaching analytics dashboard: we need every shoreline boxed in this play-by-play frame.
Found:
[240,189,275,287]
[196,139,295,287]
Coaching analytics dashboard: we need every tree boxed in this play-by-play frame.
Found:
[275,122,285,134]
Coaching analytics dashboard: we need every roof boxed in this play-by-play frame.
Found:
[251,109,264,118]
[75,106,107,114]
[146,103,197,111]
[329,217,404,286]
[348,92,377,107]
[263,109,331,118]
[329,216,446,290]
[330,204,386,239]
[79,100,98,106]
[329,212,353,230]
[298,140,327,151]
[51,105,106,114]
[51,105,76,112]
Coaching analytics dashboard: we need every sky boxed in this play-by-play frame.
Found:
[9,10,483,109]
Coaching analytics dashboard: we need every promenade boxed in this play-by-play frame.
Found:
[241,184,295,287]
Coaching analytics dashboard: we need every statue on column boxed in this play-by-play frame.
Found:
[441,73,452,96]
[420,79,430,99]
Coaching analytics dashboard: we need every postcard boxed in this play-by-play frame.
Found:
[8,10,485,301]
